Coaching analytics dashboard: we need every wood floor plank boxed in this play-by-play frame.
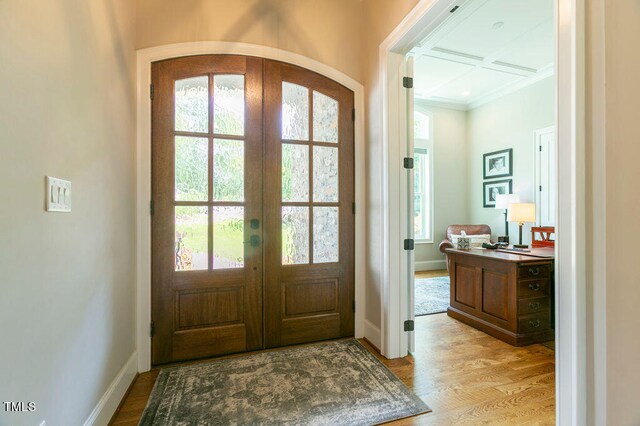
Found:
[110,313,555,425]
[415,269,448,279]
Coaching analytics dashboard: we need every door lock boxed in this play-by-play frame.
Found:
[244,235,261,247]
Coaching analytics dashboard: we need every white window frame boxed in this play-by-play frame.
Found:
[413,110,434,243]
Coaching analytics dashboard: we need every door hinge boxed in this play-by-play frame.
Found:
[352,202,356,214]
[450,5,460,13]
[352,108,356,122]
[352,300,356,313]
[404,320,414,332]
[403,157,414,169]
[150,200,155,216]
[150,321,155,337]
[150,84,154,101]
[539,145,542,151]
[404,239,415,251]
[539,185,543,192]
[403,76,413,89]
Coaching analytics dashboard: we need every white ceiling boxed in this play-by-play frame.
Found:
[410,0,554,110]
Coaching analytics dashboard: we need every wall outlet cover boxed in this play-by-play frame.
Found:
[46,176,72,212]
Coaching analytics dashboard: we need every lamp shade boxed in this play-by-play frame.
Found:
[507,203,536,223]
[494,193,520,209]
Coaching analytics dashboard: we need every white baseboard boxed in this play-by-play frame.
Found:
[364,319,381,350]
[84,351,138,426]
[415,259,446,271]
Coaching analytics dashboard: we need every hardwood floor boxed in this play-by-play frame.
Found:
[364,314,555,425]
[110,274,555,425]
[415,269,449,279]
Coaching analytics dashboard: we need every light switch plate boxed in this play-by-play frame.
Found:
[46,176,72,212]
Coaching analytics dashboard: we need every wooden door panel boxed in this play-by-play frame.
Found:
[172,325,246,360]
[263,60,355,348]
[176,288,244,328]
[283,279,339,316]
[281,314,341,345]
[151,55,263,364]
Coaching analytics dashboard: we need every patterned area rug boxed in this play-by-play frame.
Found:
[140,340,430,425]
[415,276,450,316]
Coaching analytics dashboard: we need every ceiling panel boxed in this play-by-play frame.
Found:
[433,0,554,60]
[413,55,475,97]
[495,19,554,71]
[429,67,523,103]
[411,0,554,108]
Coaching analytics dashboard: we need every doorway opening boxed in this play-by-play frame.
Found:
[379,0,585,423]
[407,0,558,331]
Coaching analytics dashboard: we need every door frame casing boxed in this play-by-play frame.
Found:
[136,42,366,373]
[378,0,592,425]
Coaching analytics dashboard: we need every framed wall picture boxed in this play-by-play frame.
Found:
[483,148,513,179]
[483,179,512,208]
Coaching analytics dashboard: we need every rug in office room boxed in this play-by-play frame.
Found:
[415,276,450,316]
[139,340,430,426]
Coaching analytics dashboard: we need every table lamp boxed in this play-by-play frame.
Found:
[507,203,536,248]
[494,194,520,243]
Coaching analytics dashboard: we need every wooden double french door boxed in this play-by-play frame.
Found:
[151,55,354,364]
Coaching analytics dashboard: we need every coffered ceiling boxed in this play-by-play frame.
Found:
[410,0,554,110]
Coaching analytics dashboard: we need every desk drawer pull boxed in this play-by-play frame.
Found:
[528,267,540,276]
[528,283,540,291]
[529,319,541,328]
[528,302,541,310]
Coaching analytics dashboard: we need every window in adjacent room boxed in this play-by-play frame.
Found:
[414,110,433,242]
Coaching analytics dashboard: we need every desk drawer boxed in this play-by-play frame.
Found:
[518,264,551,280]
[518,279,549,298]
[518,314,550,333]
[518,297,549,316]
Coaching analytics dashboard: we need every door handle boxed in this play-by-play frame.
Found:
[528,283,540,291]
[244,235,261,247]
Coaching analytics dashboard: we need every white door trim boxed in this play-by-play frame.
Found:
[378,0,589,425]
[135,42,366,373]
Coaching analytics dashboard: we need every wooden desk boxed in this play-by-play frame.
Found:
[445,247,554,346]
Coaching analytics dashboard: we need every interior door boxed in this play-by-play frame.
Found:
[403,55,416,353]
[263,60,355,348]
[151,55,263,364]
[535,126,556,226]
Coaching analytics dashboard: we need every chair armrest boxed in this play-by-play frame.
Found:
[439,240,454,254]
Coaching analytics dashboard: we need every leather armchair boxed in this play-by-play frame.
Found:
[439,224,492,271]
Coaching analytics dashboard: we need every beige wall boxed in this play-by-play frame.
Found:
[467,77,555,245]
[0,0,136,425]
[600,0,640,423]
[136,0,365,83]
